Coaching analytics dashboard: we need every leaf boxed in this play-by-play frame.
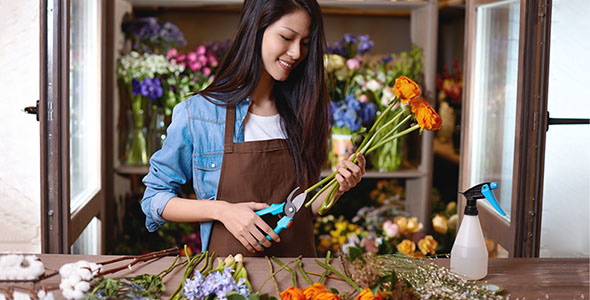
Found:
[227,292,248,300]
[370,284,381,298]
[248,293,261,300]
[348,246,364,263]
[329,288,340,295]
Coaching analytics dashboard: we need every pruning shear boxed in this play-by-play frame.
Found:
[255,187,307,242]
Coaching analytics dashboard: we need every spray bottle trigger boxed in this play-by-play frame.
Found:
[481,182,506,216]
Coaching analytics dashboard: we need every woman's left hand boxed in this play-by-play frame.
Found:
[335,153,366,194]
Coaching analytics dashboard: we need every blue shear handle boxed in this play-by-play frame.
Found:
[264,216,293,241]
[256,203,285,216]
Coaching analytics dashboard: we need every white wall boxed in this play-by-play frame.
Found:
[0,0,41,253]
[540,0,590,257]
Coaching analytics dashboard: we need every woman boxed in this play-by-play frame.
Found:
[141,0,366,257]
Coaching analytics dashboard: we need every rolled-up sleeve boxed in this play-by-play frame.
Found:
[141,101,193,231]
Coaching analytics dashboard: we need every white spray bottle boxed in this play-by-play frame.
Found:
[450,182,506,280]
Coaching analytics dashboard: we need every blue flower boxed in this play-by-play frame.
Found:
[140,77,163,101]
[381,55,393,63]
[344,109,361,132]
[345,94,361,112]
[360,102,377,124]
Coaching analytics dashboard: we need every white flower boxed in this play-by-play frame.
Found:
[37,290,55,300]
[12,291,31,300]
[381,86,396,106]
[0,255,45,280]
[366,79,383,92]
[59,260,102,300]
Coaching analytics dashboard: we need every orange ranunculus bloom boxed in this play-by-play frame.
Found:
[315,290,341,300]
[303,283,328,300]
[409,97,443,131]
[393,216,408,233]
[356,287,384,300]
[281,286,306,300]
[418,235,439,256]
[393,76,421,104]
[396,239,416,257]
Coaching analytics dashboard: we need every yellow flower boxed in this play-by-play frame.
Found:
[393,216,408,233]
[448,214,458,230]
[335,222,347,232]
[432,214,448,234]
[418,235,439,256]
[324,54,345,72]
[406,217,422,233]
[356,287,384,300]
[392,76,421,104]
[446,201,457,213]
[409,97,442,131]
[281,286,306,300]
[396,239,416,256]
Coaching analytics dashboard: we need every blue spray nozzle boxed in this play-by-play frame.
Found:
[481,182,506,216]
[461,182,506,217]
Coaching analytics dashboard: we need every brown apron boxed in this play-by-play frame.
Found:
[207,106,316,257]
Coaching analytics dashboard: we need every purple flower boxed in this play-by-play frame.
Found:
[342,34,357,44]
[140,77,163,101]
[357,34,374,54]
[360,102,377,124]
[131,78,141,96]
[381,55,393,63]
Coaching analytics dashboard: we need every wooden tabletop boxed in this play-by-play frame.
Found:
[2,255,588,299]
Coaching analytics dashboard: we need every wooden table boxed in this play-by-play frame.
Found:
[2,255,588,299]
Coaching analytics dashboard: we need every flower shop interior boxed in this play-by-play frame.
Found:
[2,0,589,299]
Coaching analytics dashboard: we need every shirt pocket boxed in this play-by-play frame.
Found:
[193,152,223,200]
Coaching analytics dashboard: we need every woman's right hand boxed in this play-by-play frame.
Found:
[215,201,281,253]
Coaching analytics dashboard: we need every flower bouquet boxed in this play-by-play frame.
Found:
[306,76,442,215]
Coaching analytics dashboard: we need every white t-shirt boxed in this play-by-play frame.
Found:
[244,112,287,141]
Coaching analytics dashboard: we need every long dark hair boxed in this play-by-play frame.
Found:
[199,0,329,187]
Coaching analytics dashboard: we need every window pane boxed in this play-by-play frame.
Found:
[71,217,99,255]
[540,0,590,257]
[468,0,520,220]
[69,0,101,213]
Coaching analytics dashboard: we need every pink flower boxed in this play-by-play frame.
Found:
[198,55,208,65]
[189,61,202,71]
[208,56,219,68]
[359,94,368,103]
[196,45,206,55]
[187,52,197,62]
[360,237,378,253]
[383,220,399,238]
[166,48,178,59]
[346,58,360,70]
[203,67,211,76]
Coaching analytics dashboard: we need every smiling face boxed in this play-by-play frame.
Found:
[261,8,311,82]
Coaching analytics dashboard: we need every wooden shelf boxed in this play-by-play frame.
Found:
[321,168,425,178]
[129,0,430,11]
[115,165,149,175]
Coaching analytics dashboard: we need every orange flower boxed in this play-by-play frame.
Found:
[281,286,306,300]
[409,97,442,131]
[396,239,416,256]
[393,76,421,104]
[418,235,439,256]
[303,283,327,300]
[356,287,384,300]
[315,290,341,300]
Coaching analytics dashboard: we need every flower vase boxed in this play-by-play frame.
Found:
[330,134,354,171]
[149,107,167,156]
[370,115,404,172]
[126,100,148,166]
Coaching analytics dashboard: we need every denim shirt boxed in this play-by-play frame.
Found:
[141,94,252,252]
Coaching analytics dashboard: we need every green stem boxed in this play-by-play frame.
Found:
[297,260,313,286]
[315,260,362,292]
[304,177,337,207]
[366,124,421,154]
[318,251,331,284]
[271,257,298,287]
[366,114,412,154]
[257,256,303,292]
[358,108,406,155]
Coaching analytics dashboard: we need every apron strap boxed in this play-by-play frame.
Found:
[224,105,236,153]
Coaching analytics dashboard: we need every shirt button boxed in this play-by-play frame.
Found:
[211,163,216,168]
